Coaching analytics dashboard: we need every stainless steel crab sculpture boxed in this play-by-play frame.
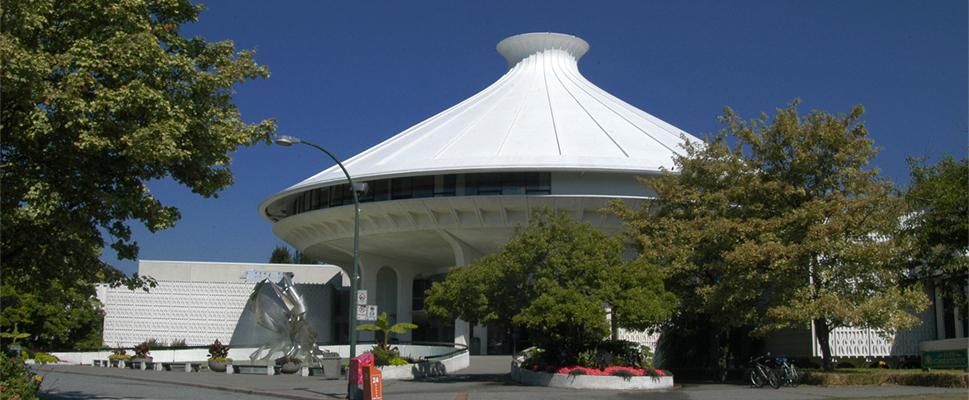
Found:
[246,273,326,366]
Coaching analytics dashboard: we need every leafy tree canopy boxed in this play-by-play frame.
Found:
[613,101,928,371]
[1,0,275,349]
[425,210,676,361]
[269,246,293,264]
[903,156,968,276]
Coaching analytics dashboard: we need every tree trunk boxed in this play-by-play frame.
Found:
[814,318,834,371]
[717,329,731,382]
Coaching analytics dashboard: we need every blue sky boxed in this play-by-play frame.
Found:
[106,0,968,275]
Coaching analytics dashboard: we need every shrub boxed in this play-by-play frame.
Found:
[372,346,401,366]
[32,352,59,364]
[610,369,635,378]
[207,339,229,360]
[108,349,130,361]
[0,352,38,400]
[169,339,188,349]
[801,370,968,388]
[145,338,163,349]
[596,340,651,369]
[576,350,597,368]
[388,357,409,366]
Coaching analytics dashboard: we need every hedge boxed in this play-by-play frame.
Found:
[802,370,968,388]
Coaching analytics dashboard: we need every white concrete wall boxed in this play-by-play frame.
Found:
[138,260,345,284]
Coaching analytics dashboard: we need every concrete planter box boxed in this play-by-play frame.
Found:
[511,362,674,390]
[377,351,470,380]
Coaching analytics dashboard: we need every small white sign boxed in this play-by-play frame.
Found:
[366,305,378,321]
[357,290,368,305]
[356,305,369,321]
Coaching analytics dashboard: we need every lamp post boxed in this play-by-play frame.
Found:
[274,135,361,399]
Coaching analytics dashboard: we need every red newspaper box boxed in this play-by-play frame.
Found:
[363,365,383,400]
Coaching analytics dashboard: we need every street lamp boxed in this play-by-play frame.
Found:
[275,135,361,399]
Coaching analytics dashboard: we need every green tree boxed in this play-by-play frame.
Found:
[601,259,677,340]
[903,156,968,307]
[1,0,275,349]
[425,210,676,362]
[269,246,294,264]
[613,101,928,371]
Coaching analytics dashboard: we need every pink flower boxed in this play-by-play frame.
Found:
[655,369,667,376]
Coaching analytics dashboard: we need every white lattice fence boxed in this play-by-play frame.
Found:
[818,316,935,357]
[101,282,255,347]
[617,328,661,353]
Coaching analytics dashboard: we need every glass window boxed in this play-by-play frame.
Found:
[502,172,526,195]
[373,179,390,201]
[475,173,502,195]
[526,172,551,194]
[310,189,321,210]
[391,177,412,199]
[435,174,456,197]
[413,176,434,198]
[330,184,347,206]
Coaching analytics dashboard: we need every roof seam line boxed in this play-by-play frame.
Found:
[542,52,563,155]
[497,62,537,156]
[557,60,679,155]
[431,71,521,160]
[550,52,629,158]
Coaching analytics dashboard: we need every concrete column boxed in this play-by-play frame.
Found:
[396,267,415,343]
[473,323,488,355]
[455,319,471,348]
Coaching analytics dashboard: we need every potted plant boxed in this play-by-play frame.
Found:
[108,349,130,367]
[275,355,301,374]
[207,339,232,372]
[132,341,152,362]
[356,312,418,366]
[131,341,152,368]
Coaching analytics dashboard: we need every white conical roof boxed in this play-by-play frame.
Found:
[287,32,698,191]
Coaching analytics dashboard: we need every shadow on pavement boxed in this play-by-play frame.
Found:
[413,372,515,385]
[41,391,142,400]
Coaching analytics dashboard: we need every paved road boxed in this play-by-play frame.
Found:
[35,357,967,400]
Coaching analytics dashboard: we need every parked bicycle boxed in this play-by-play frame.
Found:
[748,354,781,389]
[774,356,800,387]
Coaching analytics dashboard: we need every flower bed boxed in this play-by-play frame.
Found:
[512,361,675,390]
[555,365,670,377]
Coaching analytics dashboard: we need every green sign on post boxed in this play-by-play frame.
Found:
[922,349,968,369]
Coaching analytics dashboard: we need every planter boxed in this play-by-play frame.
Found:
[511,362,675,390]
[208,359,227,372]
[279,362,301,374]
[130,357,152,370]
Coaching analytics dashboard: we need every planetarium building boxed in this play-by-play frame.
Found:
[259,33,700,354]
